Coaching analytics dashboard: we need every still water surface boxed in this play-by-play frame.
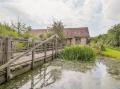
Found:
[0,57,120,89]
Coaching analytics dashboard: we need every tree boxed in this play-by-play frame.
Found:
[11,19,31,35]
[108,24,120,47]
[49,21,65,40]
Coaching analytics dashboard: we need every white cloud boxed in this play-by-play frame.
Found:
[102,0,120,20]
[80,0,101,20]
[0,0,120,36]
[100,0,120,33]
[0,0,81,27]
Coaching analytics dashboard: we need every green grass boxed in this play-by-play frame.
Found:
[102,48,120,60]
[59,45,96,61]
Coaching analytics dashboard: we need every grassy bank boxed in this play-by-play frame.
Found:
[102,48,120,60]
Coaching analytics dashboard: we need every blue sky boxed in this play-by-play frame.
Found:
[0,0,120,37]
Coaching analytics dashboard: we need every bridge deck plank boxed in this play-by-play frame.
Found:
[11,50,53,66]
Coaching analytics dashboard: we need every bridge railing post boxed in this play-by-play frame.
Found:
[43,43,47,63]
[4,37,11,81]
[31,39,35,70]
[55,36,58,58]
[0,37,5,65]
[52,40,54,60]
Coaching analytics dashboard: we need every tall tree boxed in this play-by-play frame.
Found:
[49,21,65,40]
[108,24,120,47]
[11,19,31,35]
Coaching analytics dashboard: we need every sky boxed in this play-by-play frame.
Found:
[0,0,120,37]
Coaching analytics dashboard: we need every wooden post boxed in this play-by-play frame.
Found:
[55,36,58,58]
[1,37,4,65]
[43,43,47,63]
[31,72,34,89]
[27,40,30,50]
[4,38,11,81]
[52,41,54,60]
[10,40,14,59]
[31,39,35,70]
[43,65,46,87]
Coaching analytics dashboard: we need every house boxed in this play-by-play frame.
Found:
[29,27,90,45]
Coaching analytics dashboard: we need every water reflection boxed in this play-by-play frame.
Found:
[0,63,62,89]
[103,58,120,79]
[19,64,62,89]
[27,66,55,89]
[44,59,120,89]
[0,58,120,89]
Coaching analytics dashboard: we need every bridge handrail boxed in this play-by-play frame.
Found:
[0,34,58,71]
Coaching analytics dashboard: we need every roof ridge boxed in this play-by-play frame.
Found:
[64,27,88,29]
[32,27,88,30]
[32,29,47,30]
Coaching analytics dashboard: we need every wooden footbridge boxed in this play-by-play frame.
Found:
[0,35,64,84]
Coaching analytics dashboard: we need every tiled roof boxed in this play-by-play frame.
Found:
[29,27,90,38]
[63,27,89,38]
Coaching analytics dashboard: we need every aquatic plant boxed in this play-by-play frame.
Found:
[59,45,96,61]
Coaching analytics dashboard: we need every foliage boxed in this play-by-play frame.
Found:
[11,19,31,35]
[90,42,105,53]
[0,22,32,39]
[107,24,120,47]
[22,32,31,39]
[59,45,96,61]
[0,23,19,38]
[39,31,53,40]
[48,21,65,40]
[90,23,120,52]
[110,47,120,51]
[102,48,120,60]
[16,43,25,51]
[90,34,108,46]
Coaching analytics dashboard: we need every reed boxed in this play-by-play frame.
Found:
[59,45,96,61]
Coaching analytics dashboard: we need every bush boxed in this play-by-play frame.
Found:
[22,32,31,39]
[59,45,96,61]
[0,23,19,38]
[16,43,26,51]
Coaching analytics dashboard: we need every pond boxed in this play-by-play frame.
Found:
[0,57,120,89]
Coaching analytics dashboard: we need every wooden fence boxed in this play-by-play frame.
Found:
[0,35,64,82]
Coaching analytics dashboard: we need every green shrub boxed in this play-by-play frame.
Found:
[22,32,31,39]
[0,23,19,38]
[59,45,96,61]
[16,43,26,51]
